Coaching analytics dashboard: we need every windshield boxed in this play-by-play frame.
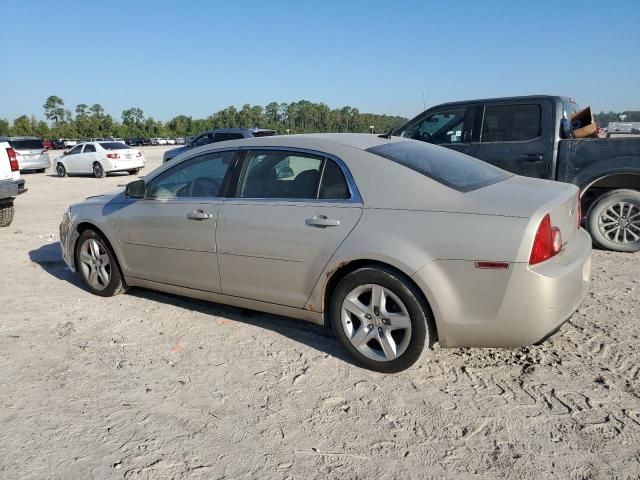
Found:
[252,130,276,137]
[366,141,511,192]
[99,142,129,150]
[10,139,44,150]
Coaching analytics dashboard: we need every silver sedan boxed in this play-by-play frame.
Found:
[59,134,591,372]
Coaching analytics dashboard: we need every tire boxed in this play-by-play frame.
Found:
[330,266,432,373]
[0,202,15,227]
[128,169,140,175]
[93,162,106,178]
[74,229,126,297]
[56,163,67,177]
[586,189,640,253]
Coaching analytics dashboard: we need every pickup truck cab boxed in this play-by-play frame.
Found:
[396,95,640,252]
[0,142,27,227]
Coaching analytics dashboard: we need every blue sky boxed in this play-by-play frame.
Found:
[1,0,639,122]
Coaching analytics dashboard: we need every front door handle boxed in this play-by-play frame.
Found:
[305,215,340,228]
[519,153,544,162]
[187,210,214,220]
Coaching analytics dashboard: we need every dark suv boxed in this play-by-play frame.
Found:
[163,128,276,163]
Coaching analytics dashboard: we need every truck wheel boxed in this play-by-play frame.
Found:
[586,189,640,252]
[0,201,15,227]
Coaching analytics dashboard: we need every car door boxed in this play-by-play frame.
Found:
[64,144,85,172]
[397,107,473,155]
[465,101,554,179]
[81,143,97,173]
[117,150,237,292]
[216,149,363,308]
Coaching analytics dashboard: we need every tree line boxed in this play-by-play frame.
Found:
[0,96,408,139]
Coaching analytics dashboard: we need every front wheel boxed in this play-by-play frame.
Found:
[93,162,106,178]
[587,189,640,252]
[330,266,432,373]
[56,163,67,177]
[75,230,125,296]
[0,201,15,227]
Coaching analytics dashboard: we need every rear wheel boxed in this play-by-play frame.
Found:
[330,266,431,373]
[587,189,640,252]
[75,230,125,296]
[0,201,15,227]
[56,163,67,177]
[93,162,106,178]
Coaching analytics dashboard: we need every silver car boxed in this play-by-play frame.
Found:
[59,134,591,372]
[0,136,50,172]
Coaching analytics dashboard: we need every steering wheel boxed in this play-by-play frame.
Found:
[189,177,221,197]
[410,130,433,143]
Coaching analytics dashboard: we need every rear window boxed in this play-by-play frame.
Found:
[252,130,276,137]
[10,139,44,150]
[99,142,129,150]
[366,141,511,192]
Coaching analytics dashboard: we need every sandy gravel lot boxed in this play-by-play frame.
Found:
[1,146,639,479]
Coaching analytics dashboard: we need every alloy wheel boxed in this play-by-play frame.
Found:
[78,238,111,290]
[598,201,640,244]
[341,283,412,362]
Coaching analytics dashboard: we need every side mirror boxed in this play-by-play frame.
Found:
[125,179,146,198]
[63,150,69,155]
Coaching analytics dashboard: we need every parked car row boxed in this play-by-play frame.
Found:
[43,137,188,149]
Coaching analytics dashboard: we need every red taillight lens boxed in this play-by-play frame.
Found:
[530,214,563,265]
[106,153,120,159]
[6,148,19,171]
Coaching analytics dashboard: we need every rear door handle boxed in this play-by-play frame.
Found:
[519,153,544,162]
[187,210,214,220]
[305,215,340,228]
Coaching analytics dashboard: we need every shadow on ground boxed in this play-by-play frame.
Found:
[28,241,355,366]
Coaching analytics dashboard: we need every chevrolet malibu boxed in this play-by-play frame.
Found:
[59,134,591,372]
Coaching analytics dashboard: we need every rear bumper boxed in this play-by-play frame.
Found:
[106,158,145,172]
[18,155,50,170]
[412,228,592,348]
[0,179,26,199]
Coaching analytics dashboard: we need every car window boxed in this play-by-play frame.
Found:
[367,140,511,192]
[147,151,235,199]
[68,145,83,155]
[481,104,541,142]
[9,139,44,150]
[319,159,350,199]
[399,109,466,144]
[83,144,96,153]
[237,150,323,199]
[99,142,129,150]
[192,134,212,147]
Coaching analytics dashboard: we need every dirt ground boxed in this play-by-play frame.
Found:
[1,146,639,479]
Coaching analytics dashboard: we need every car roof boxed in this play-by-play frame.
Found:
[0,136,41,141]
[427,94,573,109]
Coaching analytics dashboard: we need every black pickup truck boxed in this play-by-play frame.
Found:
[395,95,640,252]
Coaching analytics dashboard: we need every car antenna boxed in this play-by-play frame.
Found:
[378,128,394,139]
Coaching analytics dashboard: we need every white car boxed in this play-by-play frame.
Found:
[158,138,168,145]
[54,141,146,178]
[63,139,77,148]
[166,138,176,145]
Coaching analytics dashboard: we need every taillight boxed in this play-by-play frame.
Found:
[106,153,120,159]
[6,148,19,171]
[529,214,563,265]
